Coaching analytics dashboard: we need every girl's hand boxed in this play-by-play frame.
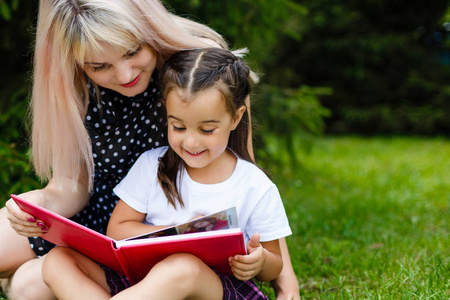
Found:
[229,233,265,281]
[5,191,48,237]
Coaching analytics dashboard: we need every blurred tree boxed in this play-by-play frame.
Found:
[0,0,41,202]
[166,0,306,70]
[0,0,19,21]
[265,0,450,135]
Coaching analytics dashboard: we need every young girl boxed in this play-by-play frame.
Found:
[42,47,292,299]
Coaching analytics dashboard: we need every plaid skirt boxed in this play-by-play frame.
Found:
[215,271,269,300]
[99,264,131,296]
[100,265,268,299]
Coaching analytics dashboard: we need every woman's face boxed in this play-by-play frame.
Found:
[83,44,157,97]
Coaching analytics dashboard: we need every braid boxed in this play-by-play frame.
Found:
[158,47,255,209]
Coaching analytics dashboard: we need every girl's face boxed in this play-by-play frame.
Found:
[166,88,245,178]
[83,44,157,97]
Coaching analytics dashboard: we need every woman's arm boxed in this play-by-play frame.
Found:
[271,238,300,300]
[245,96,299,298]
[5,174,91,237]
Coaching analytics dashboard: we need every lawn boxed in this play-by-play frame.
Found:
[1,136,449,299]
[259,136,449,299]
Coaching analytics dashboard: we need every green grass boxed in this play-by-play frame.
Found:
[1,136,449,299]
[261,136,449,299]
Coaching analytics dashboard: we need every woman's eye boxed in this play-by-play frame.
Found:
[86,64,109,72]
[126,46,142,58]
[91,65,106,72]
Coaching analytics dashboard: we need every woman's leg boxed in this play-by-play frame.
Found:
[42,247,110,300]
[112,253,223,300]
[0,207,55,300]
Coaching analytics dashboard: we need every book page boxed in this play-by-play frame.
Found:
[124,207,238,241]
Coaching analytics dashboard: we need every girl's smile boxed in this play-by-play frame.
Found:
[183,149,207,157]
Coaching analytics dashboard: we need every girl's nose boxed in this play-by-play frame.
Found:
[184,132,199,148]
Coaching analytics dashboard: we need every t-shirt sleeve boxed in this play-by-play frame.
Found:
[247,184,292,243]
[113,147,166,213]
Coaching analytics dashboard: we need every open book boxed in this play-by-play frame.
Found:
[11,194,245,284]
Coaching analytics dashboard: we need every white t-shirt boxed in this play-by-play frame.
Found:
[113,146,292,245]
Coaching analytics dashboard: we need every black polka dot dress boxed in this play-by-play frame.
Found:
[29,73,167,256]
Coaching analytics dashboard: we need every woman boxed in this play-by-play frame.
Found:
[43,46,292,299]
[0,1,299,299]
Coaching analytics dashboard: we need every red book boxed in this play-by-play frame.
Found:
[11,194,245,284]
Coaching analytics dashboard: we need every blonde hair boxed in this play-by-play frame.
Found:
[31,0,229,191]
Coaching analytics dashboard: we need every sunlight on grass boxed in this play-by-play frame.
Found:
[265,136,449,299]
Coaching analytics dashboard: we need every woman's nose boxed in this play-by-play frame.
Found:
[114,61,134,84]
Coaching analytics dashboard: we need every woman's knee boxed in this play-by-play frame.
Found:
[8,257,56,300]
[0,207,36,276]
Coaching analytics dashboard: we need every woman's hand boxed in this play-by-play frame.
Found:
[5,190,48,237]
[5,173,90,238]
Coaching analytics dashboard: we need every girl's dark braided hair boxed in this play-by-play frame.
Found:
[158,47,255,209]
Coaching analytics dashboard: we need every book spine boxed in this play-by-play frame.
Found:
[113,243,141,284]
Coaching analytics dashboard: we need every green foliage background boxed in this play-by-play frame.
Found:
[0,0,42,202]
[0,0,449,198]
[265,0,450,135]
[1,0,450,200]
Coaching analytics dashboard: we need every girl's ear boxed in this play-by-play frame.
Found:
[232,105,246,130]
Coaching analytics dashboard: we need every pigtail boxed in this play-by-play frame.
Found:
[158,48,257,209]
[215,56,254,163]
[157,148,185,209]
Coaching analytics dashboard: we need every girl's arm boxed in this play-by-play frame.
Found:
[229,233,283,282]
[106,199,168,240]
[256,239,283,282]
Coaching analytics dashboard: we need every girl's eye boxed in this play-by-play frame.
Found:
[173,126,185,132]
[126,46,142,58]
[201,129,215,134]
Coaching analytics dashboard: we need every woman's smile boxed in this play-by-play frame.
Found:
[83,45,157,97]
[120,73,141,88]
